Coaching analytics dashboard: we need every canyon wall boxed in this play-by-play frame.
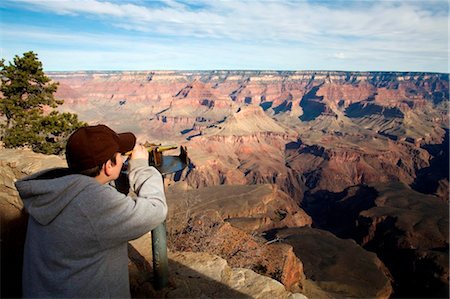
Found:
[52,70,448,202]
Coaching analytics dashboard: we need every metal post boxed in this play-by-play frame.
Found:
[151,221,169,289]
[148,146,189,290]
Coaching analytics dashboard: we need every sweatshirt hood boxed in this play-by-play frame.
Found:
[15,168,94,225]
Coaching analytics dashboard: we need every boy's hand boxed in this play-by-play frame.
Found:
[130,144,149,160]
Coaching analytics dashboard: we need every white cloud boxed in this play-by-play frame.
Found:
[2,0,448,72]
[8,0,447,41]
[333,52,346,59]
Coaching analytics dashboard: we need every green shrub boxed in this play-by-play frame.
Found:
[0,51,86,154]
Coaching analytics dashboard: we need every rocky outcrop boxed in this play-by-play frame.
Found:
[165,183,311,291]
[129,232,306,298]
[168,252,306,299]
[168,210,306,291]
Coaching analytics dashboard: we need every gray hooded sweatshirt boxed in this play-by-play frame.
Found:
[15,159,167,298]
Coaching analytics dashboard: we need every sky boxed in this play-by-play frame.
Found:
[0,0,448,72]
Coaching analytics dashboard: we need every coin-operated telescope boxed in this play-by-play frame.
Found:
[125,143,189,176]
[125,143,189,289]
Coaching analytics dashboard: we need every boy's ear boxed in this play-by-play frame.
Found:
[104,160,113,176]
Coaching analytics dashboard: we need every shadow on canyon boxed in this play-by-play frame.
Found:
[301,183,449,299]
[411,128,449,196]
[301,184,378,241]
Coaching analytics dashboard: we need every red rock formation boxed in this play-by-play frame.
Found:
[51,70,448,203]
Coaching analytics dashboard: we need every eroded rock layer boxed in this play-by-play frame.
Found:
[52,70,449,203]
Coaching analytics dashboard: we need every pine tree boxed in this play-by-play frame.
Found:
[0,51,86,154]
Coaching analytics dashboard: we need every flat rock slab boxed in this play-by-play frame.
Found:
[168,251,307,299]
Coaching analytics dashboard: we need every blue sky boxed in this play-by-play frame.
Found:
[0,0,448,72]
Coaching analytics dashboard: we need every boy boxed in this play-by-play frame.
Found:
[15,124,167,298]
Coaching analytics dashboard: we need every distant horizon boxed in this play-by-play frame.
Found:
[1,0,448,73]
[46,69,449,75]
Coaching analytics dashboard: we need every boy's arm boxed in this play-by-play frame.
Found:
[84,159,167,249]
